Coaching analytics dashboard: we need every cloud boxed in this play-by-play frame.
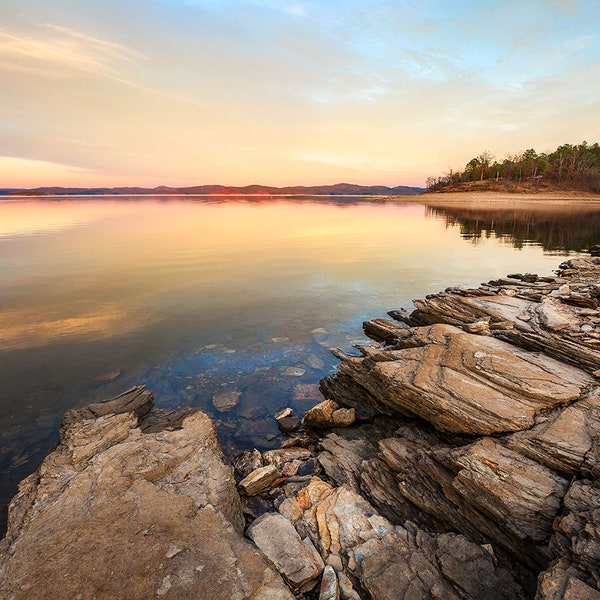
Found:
[0,22,146,86]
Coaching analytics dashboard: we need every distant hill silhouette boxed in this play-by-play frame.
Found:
[0,183,424,197]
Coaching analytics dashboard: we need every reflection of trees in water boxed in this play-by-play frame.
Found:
[426,206,600,252]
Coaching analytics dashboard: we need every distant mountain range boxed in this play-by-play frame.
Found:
[0,183,424,197]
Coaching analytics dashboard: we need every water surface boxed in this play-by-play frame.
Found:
[1,195,597,526]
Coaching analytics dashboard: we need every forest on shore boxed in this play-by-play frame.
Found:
[426,141,600,193]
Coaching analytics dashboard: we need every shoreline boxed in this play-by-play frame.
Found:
[1,254,600,598]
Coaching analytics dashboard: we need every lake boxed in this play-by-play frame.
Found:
[1,195,599,527]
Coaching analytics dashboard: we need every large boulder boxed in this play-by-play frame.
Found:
[0,388,293,600]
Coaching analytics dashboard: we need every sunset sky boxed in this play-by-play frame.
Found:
[1,0,599,188]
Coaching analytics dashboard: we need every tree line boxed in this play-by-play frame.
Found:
[426,141,600,192]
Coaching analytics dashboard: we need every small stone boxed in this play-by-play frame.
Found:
[212,390,241,412]
[247,513,324,591]
[581,324,594,332]
[303,400,340,428]
[157,576,172,596]
[243,496,274,519]
[311,327,328,335]
[271,337,290,343]
[166,544,183,559]
[282,460,302,477]
[464,320,490,334]
[297,458,315,477]
[275,408,293,421]
[234,449,263,478]
[307,354,325,370]
[263,448,312,468]
[292,384,323,402]
[265,434,277,441]
[332,408,355,427]
[94,369,121,384]
[239,465,281,495]
[284,367,306,377]
[277,416,301,434]
[319,565,340,600]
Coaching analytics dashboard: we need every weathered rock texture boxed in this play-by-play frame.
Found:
[319,254,600,597]
[0,387,293,600]
[3,255,600,600]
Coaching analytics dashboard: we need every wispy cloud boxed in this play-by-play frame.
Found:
[0,0,598,187]
[0,22,146,84]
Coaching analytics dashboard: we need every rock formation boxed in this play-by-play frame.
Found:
[317,254,600,597]
[2,254,600,599]
[0,387,293,599]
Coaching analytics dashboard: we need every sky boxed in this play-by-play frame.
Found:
[1,0,599,188]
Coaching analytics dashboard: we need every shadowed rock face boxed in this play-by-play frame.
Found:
[0,388,293,600]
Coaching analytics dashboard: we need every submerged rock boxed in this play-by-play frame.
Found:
[212,389,241,412]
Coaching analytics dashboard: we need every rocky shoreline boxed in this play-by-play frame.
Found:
[2,252,600,599]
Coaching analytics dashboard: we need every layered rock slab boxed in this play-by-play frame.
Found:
[0,388,293,600]
[331,323,592,435]
[408,257,600,373]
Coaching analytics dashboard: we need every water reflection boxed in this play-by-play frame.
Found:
[0,195,597,531]
[426,202,600,251]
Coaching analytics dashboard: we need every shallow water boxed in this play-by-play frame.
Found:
[0,195,598,524]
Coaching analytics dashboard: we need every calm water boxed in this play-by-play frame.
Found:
[1,195,598,525]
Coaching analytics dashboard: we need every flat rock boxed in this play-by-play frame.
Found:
[446,438,569,545]
[412,290,600,373]
[212,389,241,412]
[247,512,324,592]
[61,384,153,428]
[505,389,600,475]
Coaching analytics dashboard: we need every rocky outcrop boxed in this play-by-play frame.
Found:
[3,255,600,600]
[333,323,592,435]
[317,253,600,597]
[0,387,293,600]
[409,257,600,373]
[276,477,526,599]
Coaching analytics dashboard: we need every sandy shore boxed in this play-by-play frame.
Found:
[385,190,600,206]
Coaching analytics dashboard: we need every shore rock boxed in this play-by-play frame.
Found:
[0,388,293,600]
[303,399,356,429]
[278,477,526,599]
[239,464,281,496]
[247,512,324,592]
[331,323,591,435]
